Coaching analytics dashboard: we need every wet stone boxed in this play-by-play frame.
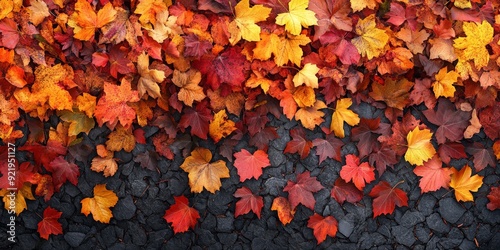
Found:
[64,232,86,247]
[458,240,477,250]
[426,213,450,234]
[392,225,415,247]
[264,177,287,196]
[438,198,465,224]
[126,222,147,246]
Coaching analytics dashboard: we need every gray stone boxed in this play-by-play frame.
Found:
[264,177,287,196]
[127,222,147,246]
[418,194,437,216]
[216,215,234,233]
[113,195,136,220]
[21,212,38,230]
[64,232,86,247]
[400,210,425,228]
[458,240,477,250]
[268,147,285,167]
[217,233,237,246]
[438,198,466,224]
[439,228,463,248]
[426,213,450,234]
[415,225,431,243]
[130,179,147,197]
[338,218,354,237]
[197,229,216,246]
[392,225,415,247]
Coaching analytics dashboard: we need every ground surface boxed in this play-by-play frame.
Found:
[1,107,500,250]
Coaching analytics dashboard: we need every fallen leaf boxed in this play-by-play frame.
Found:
[405,127,436,166]
[453,20,493,69]
[293,63,320,88]
[180,147,229,193]
[172,69,205,107]
[234,186,264,218]
[340,154,375,190]
[233,149,270,181]
[413,155,452,193]
[67,0,117,41]
[284,128,313,159]
[487,187,500,211]
[81,184,118,223]
[331,178,363,205]
[91,154,118,177]
[369,181,408,218]
[307,213,338,244]
[352,14,389,59]
[330,98,360,138]
[37,207,63,240]
[164,195,200,233]
[209,109,237,143]
[275,0,318,35]
[271,196,295,225]
[450,165,483,202]
[229,0,271,43]
[283,171,323,210]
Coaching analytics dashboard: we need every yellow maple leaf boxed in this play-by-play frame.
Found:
[0,93,19,125]
[295,100,327,130]
[293,63,320,89]
[433,67,460,98]
[27,0,49,25]
[172,69,206,107]
[209,109,237,143]
[293,85,315,108]
[146,10,182,43]
[331,98,360,138]
[0,183,35,215]
[137,52,165,99]
[81,184,118,223]
[58,110,95,136]
[75,93,96,118]
[273,34,311,67]
[351,14,389,60]
[453,21,493,69]
[134,0,168,26]
[454,0,471,9]
[229,0,271,43]
[350,0,380,12]
[0,0,14,20]
[450,165,483,202]
[405,127,436,166]
[106,125,136,152]
[245,71,273,94]
[91,154,118,177]
[180,147,230,193]
[276,0,317,35]
[253,32,280,61]
[67,0,117,41]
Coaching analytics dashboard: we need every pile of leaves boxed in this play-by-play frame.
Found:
[1,0,500,244]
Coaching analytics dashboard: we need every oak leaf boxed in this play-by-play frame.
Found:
[164,195,200,233]
[209,109,237,143]
[487,187,500,211]
[172,69,205,107]
[405,127,436,166]
[275,0,318,35]
[37,207,63,240]
[271,196,295,225]
[308,213,338,244]
[233,149,270,181]
[330,98,360,138]
[369,181,408,218]
[67,0,117,41]
[453,21,493,69]
[413,155,452,193]
[351,14,388,60]
[234,187,264,218]
[81,184,118,223]
[229,0,271,43]
[283,171,323,210]
[450,165,483,202]
[340,154,376,190]
[180,147,229,193]
[331,178,363,205]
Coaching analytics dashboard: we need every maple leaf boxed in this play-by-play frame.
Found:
[47,156,80,191]
[405,127,436,166]
[295,100,327,130]
[275,0,318,35]
[370,78,413,110]
[352,14,389,60]
[108,45,136,78]
[369,181,408,218]
[234,187,264,218]
[37,207,63,240]
[284,128,313,159]
[350,0,380,12]
[233,149,270,181]
[0,183,35,215]
[209,109,237,143]
[137,52,165,99]
[487,187,500,211]
[0,18,19,49]
[330,98,360,138]
[351,117,390,158]
[308,213,338,244]
[438,142,467,165]
[453,20,493,69]
[273,33,311,67]
[340,154,376,190]
[396,27,430,54]
[409,78,437,110]
[91,154,118,177]
[81,184,118,223]
[429,38,458,62]
[19,140,67,169]
[106,125,136,152]
[180,147,229,193]
[229,0,271,43]
[179,102,213,140]
[271,196,295,225]
[479,105,500,141]
[413,155,452,193]
[466,142,496,172]
[293,63,320,88]
[331,178,363,205]
[134,0,168,25]
[312,130,343,163]
[308,0,352,41]
[94,79,140,130]
[164,195,200,233]
[283,171,323,210]
[67,0,117,41]
[422,98,470,144]
[146,10,182,43]
[27,0,50,26]
[249,126,279,151]
[172,69,206,107]
[58,110,95,136]
[450,165,483,202]
[432,68,460,99]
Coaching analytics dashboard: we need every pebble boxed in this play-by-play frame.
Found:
[438,198,466,224]
[113,195,136,220]
[64,232,86,247]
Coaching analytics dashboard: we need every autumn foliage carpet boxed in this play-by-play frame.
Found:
[1,0,500,249]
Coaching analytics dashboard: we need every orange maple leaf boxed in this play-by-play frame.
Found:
[67,0,117,41]
[81,184,118,223]
[180,148,229,193]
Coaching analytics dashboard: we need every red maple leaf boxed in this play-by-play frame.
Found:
[479,104,500,140]
[466,142,496,172]
[184,34,213,58]
[330,178,363,205]
[234,187,264,218]
[340,154,376,190]
[20,140,67,170]
[438,142,467,164]
[369,181,408,218]
[37,207,63,240]
[249,126,279,151]
[244,109,270,136]
[0,162,39,190]
[233,149,270,181]
[179,101,213,140]
[0,18,20,49]
[307,213,338,244]
[413,155,452,193]
[164,196,200,234]
[283,171,323,210]
[487,187,500,211]
[422,98,470,144]
[312,128,343,163]
[46,156,80,191]
[368,144,398,175]
[108,45,136,78]
[284,128,312,159]
[351,117,390,158]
